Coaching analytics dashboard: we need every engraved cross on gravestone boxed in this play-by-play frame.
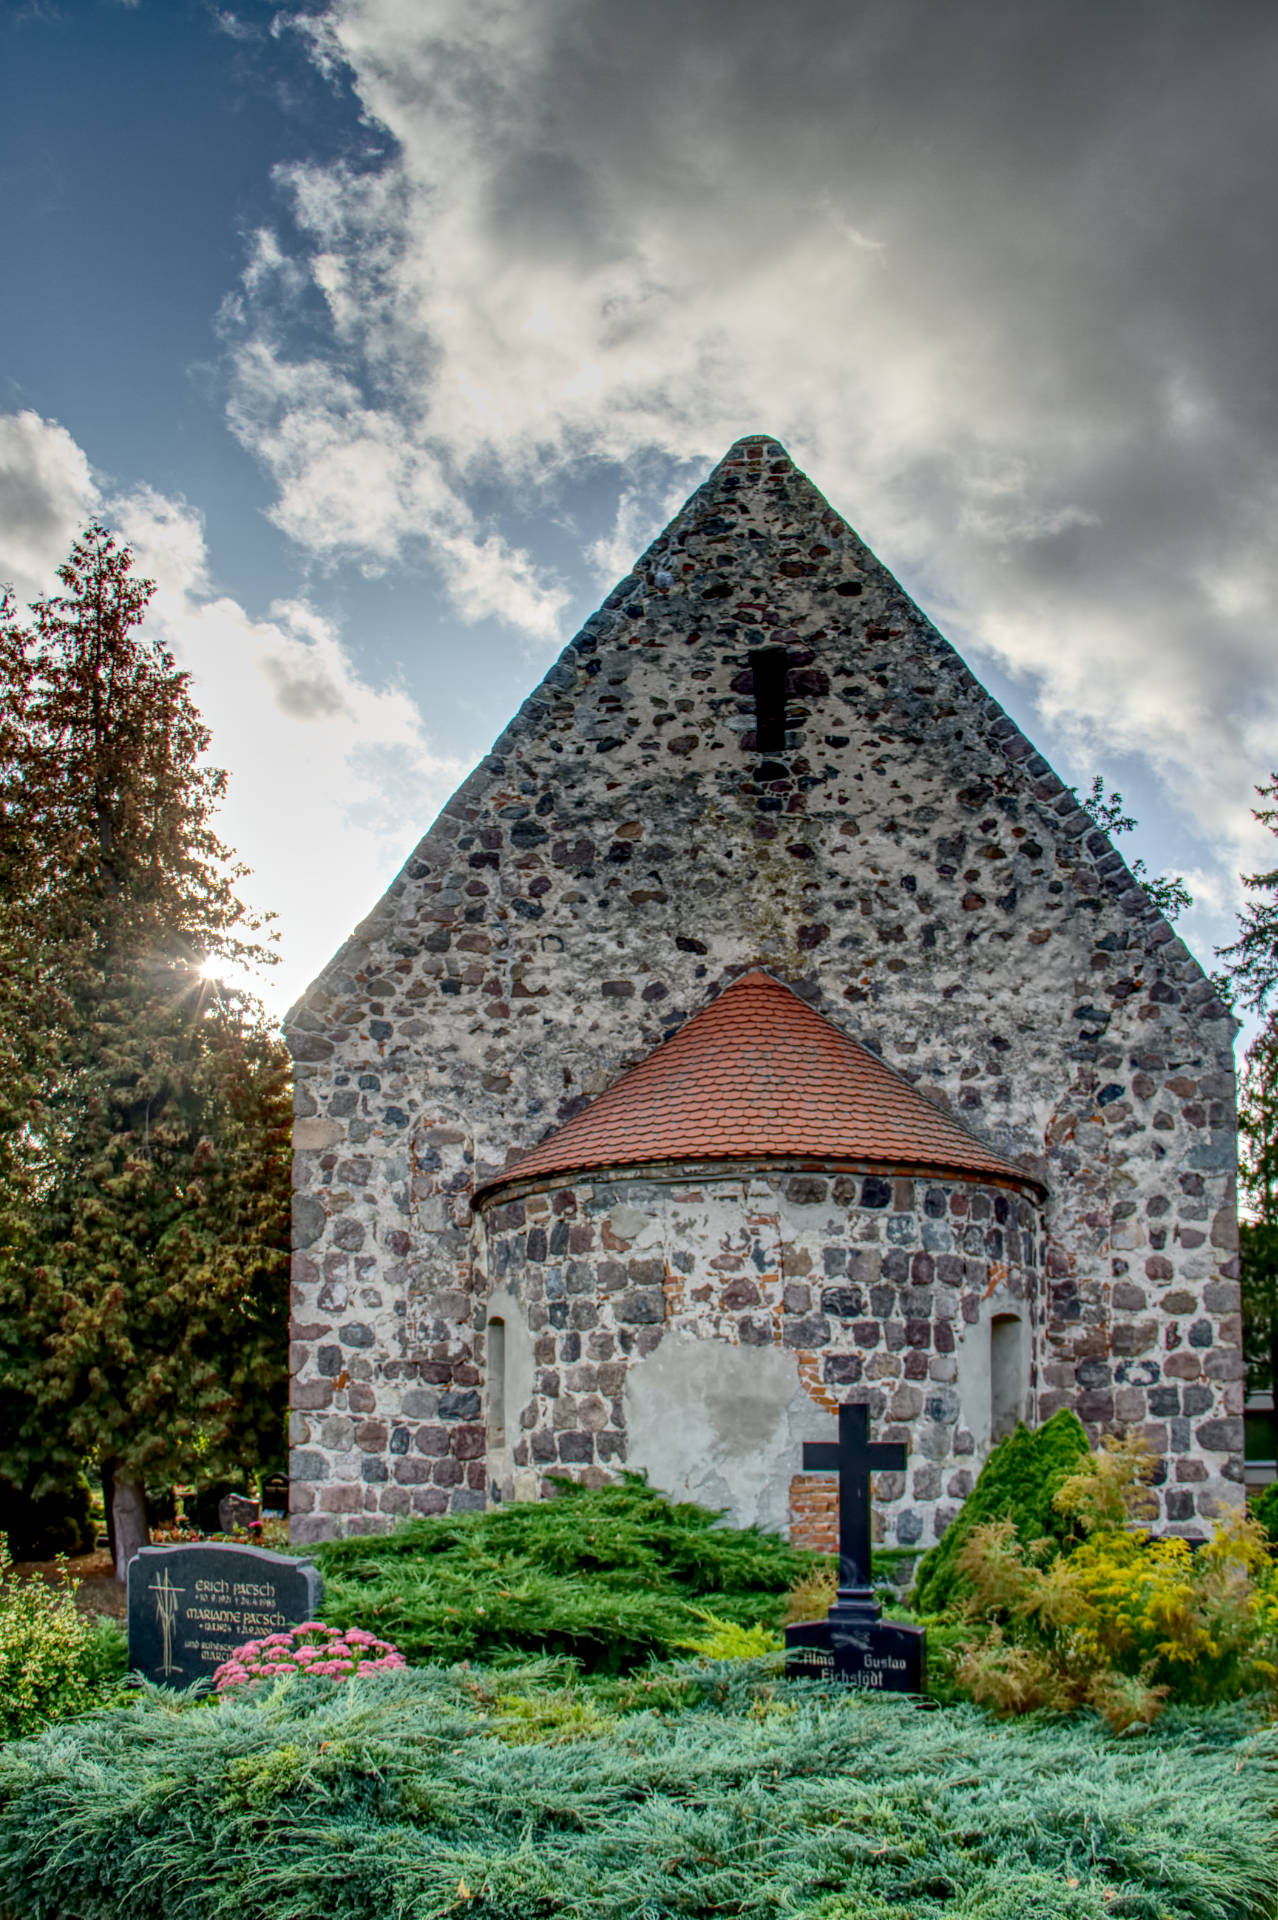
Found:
[128,1542,323,1688]
[784,1403,927,1692]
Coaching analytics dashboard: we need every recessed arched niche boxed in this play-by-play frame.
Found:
[485,1316,507,1448]
[990,1311,1029,1443]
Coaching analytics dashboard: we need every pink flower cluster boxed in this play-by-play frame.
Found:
[213,1621,407,1692]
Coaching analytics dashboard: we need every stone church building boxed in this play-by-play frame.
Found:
[285,436,1242,1549]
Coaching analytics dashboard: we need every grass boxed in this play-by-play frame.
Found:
[0,1663,1273,1919]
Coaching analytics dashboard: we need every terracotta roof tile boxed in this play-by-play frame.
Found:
[480,970,1038,1196]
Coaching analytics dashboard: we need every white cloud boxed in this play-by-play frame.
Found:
[111,484,212,601]
[222,204,571,642]
[433,527,570,639]
[0,411,471,1012]
[213,9,257,39]
[0,411,97,602]
[141,581,471,1011]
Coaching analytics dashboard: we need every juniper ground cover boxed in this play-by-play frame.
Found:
[0,1663,1273,1920]
[3,1457,1276,1916]
[313,1474,817,1670]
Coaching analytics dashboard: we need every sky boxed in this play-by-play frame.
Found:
[2,0,1277,1045]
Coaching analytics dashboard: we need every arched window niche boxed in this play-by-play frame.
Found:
[486,1316,507,1448]
[989,1312,1027,1443]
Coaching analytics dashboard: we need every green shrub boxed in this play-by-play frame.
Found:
[316,1472,816,1671]
[79,1616,128,1697]
[0,1665,1272,1919]
[1254,1478,1278,1545]
[946,1436,1278,1727]
[0,1536,124,1742]
[911,1408,1090,1614]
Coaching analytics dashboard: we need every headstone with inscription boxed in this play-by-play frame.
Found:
[785,1403,927,1692]
[127,1542,323,1687]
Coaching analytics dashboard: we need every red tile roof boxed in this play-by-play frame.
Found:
[481,970,1038,1197]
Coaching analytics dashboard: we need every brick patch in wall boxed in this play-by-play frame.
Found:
[795,1349,841,1415]
[789,1474,839,1553]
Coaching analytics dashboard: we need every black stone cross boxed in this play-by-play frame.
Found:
[786,1402,926,1689]
[802,1403,905,1620]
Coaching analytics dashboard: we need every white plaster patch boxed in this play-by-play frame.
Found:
[607,1203,657,1245]
[622,1331,829,1533]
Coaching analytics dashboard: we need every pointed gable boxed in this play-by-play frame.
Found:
[477,969,1040,1198]
[292,430,1189,1033]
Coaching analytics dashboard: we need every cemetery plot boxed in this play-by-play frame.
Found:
[127,1541,322,1686]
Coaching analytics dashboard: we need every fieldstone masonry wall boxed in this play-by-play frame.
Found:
[285,436,1242,1543]
[476,1165,1043,1550]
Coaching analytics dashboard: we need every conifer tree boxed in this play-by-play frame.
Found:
[1238,1027,1278,1405]
[1222,774,1278,1013]
[1221,775,1278,1443]
[0,526,289,1577]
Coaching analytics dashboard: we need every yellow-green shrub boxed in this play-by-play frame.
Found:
[783,1562,838,1625]
[673,1606,783,1660]
[0,1534,114,1742]
[949,1437,1278,1729]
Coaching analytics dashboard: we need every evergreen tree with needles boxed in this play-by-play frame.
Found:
[1222,775,1278,1014]
[0,526,289,1577]
[1220,775,1278,1443]
[1238,1028,1277,1405]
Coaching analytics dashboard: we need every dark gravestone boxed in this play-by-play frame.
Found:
[128,1542,322,1687]
[261,1473,289,1516]
[218,1491,261,1532]
[785,1403,927,1692]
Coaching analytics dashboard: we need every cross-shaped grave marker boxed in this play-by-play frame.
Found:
[784,1401,927,1691]
[800,1401,905,1621]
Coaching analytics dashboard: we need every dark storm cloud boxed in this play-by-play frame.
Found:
[485,150,618,267]
[234,0,1278,894]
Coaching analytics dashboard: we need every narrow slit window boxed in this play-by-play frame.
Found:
[487,1317,507,1446]
[750,647,788,754]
